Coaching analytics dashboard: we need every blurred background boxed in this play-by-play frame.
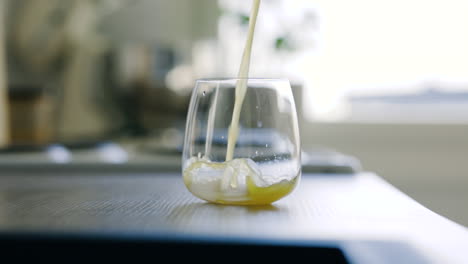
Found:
[0,0,466,226]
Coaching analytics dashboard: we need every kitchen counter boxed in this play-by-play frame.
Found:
[0,171,466,263]
[0,140,361,174]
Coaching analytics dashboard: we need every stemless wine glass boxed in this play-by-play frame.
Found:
[182,78,301,205]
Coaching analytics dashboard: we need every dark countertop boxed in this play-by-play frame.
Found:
[0,171,466,263]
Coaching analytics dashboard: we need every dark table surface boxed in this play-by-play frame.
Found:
[0,171,466,263]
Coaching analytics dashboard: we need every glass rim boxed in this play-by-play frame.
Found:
[195,77,290,83]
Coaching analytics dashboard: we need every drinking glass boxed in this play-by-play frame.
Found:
[182,78,301,205]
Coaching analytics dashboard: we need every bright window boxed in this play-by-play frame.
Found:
[300,0,468,122]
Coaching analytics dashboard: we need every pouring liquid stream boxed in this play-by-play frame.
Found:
[224,0,260,162]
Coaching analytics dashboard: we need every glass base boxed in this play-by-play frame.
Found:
[183,158,299,205]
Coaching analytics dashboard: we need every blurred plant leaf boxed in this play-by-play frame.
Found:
[239,14,250,26]
[275,36,295,52]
